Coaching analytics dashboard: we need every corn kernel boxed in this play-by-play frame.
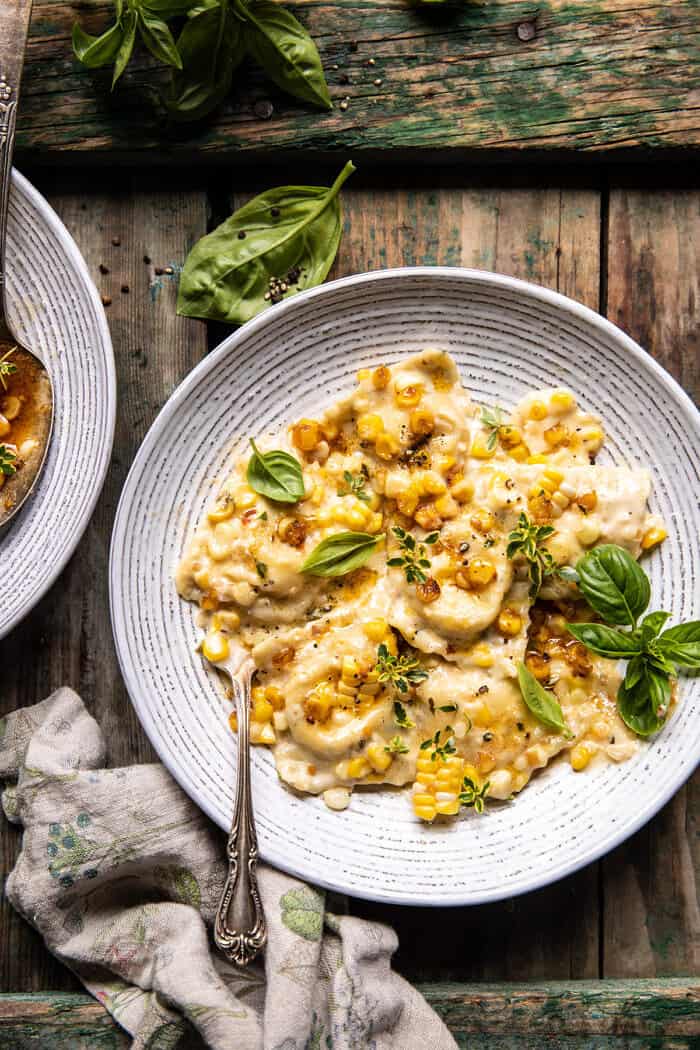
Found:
[550,390,576,414]
[346,756,370,779]
[0,414,9,438]
[577,491,598,513]
[570,744,592,771]
[435,797,460,816]
[367,743,392,773]
[529,400,548,421]
[508,443,530,462]
[265,685,284,710]
[250,721,276,745]
[375,433,401,460]
[434,494,459,519]
[292,419,321,452]
[422,471,448,497]
[415,504,442,531]
[363,619,389,642]
[641,525,667,551]
[366,512,384,533]
[526,454,548,465]
[252,685,266,704]
[591,719,610,740]
[543,423,569,448]
[581,426,604,450]
[228,711,238,732]
[464,558,496,589]
[471,643,494,668]
[207,498,235,524]
[450,478,474,503]
[470,508,495,533]
[321,419,339,442]
[498,607,522,637]
[202,631,230,664]
[372,365,391,389]
[253,698,274,723]
[235,487,257,510]
[498,425,522,449]
[577,521,600,547]
[470,437,496,459]
[409,407,435,436]
[394,383,423,408]
[396,484,420,516]
[525,652,550,681]
[356,368,371,382]
[434,453,456,474]
[357,413,385,441]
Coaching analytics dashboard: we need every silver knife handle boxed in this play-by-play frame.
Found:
[214,666,267,966]
[0,0,33,317]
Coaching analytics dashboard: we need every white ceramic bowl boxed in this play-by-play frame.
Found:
[0,171,115,639]
[110,268,700,906]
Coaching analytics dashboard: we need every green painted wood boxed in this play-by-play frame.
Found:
[17,0,700,161]
[1,982,699,1047]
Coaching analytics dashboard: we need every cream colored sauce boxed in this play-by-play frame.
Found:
[177,351,659,817]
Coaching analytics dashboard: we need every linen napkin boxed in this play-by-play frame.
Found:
[1,687,457,1050]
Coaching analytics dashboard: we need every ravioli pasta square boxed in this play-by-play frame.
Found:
[176,351,667,819]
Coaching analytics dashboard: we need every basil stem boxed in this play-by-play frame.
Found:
[177,161,355,324]
[246,440,305,503]
[517,664,573,738]
[301,531,383,577]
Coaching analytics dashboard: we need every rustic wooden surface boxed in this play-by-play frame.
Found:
[0,174,698,1019]
[2,980,700,1048]
[16,0,700,161]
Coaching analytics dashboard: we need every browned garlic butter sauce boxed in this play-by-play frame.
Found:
[177,351,662,815]
[0,343,51,518]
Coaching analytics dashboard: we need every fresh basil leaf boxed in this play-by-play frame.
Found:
[178,161,355,324]
[617,662,670,737]
[73,20,126,68]
[640,610,671,641]
[657,620,700,669]
[143,0,198,14]
[112,9,138,86]
[138,10,183,68]
[169,1,246,121]
[240,0,331,110]
[565,622,642,659]
[517,664,573,738]
[557,565,580,584]
[246,440,305,503]
[301,531,383,577]
[575,544,650,626]
[625,653,646,690]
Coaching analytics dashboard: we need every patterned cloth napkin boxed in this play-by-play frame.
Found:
[1,687,457,1050]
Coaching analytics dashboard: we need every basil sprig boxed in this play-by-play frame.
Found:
[565,544,700,737]
[301,531,383,577]
[517,664,573,738]
[247,440,305,503]
[177,162,355,324]
[73,0,331,121]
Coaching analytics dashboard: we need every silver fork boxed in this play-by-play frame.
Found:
[204,643,267,966]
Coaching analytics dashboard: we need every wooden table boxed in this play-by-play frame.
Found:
[1,1,699,1046]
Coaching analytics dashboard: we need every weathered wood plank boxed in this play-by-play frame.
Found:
[321,183,603,981]
[0,177,209,992]
[602,190,700,979]
[17,1,700,161]
[1,982,699,1048]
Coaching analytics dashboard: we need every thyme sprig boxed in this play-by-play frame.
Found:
[0,444,17,476]
[0,347,17,391]
[338,467,370,503]
[384,736,410,755]
[377,643,429,695]
[393,700,415,729]
[419,727,456,762]
[459,776,490,814]
[387,525,439,585]
[506,511,565,598]
[480,405,504,452]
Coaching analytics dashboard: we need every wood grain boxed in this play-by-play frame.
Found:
[602,189,700,979]
[0,177,208,992]
[1,981,699,1047]
[17,1,700,161]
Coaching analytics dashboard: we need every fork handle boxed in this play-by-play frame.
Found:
[214,665,267,966]
[0,0,32,319]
